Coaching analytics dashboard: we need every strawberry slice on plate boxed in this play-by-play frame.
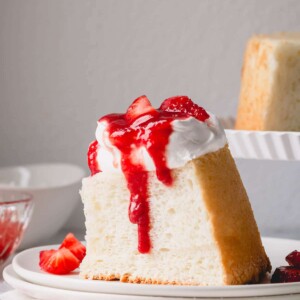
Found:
[125,95,156,123]
[59,233,86,262]
[39,233,85,275]
[160,95,210,122]
[39,247,80,275]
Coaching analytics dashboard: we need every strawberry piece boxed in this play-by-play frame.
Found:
[39,248,80,275]
[125,95,156,123]
[59,233,86,262]
[286,250,300,267]
[39,249,56,267]
[159,96,210,122]
[271,266,300,283]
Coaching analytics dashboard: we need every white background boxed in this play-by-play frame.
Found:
[0,0,299,239]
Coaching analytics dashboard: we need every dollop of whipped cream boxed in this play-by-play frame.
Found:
[167,114,226,168]
[95,110,226,172]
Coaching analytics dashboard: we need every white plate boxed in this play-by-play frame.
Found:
[3,265,165,300]
[5,266,300,300]
[8,237,300,298]
[225,129,300,161]
[220,117,300,161]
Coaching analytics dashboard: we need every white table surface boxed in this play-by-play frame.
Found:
[0,281,10,295]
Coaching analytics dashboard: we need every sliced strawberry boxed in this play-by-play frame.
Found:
[159,96,210,122]
[39,249,56,268]
[271,266,300,283]
[125,95,156,123]
[59,233,86,262]
[39,248,80,275]
[286,250,300,267]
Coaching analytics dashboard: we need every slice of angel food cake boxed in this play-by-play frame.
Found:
[80,95,271,286]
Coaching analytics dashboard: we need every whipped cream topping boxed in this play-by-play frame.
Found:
[95,113,226,172]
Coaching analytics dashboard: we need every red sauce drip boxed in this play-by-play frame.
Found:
[87,140,100,175]
[87,96,209,253]
[126,170,150,253]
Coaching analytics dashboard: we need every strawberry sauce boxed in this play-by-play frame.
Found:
[88,140,100,176]
[0,214,23,265]
[88,96,209,253]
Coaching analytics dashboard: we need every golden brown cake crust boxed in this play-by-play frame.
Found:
[83,273,199,285]
[83,270,268,286]
[193,145,271,285]
[235,34,300,131]
[235,35,273,131]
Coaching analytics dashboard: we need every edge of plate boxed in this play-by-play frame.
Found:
[225,129,300,160]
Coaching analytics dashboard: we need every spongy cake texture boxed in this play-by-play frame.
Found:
[236,33,300,131]
[80,145,271,285]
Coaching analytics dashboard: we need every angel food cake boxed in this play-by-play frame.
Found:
[236,33,300,131]
[80,96,271,285]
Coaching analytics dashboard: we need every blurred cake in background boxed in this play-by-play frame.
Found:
[236,33,300,131]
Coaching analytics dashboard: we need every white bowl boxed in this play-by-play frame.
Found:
[0,163,85,249]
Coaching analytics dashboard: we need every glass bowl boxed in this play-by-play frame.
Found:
[0,192,33,270]
[0,163,85,249]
